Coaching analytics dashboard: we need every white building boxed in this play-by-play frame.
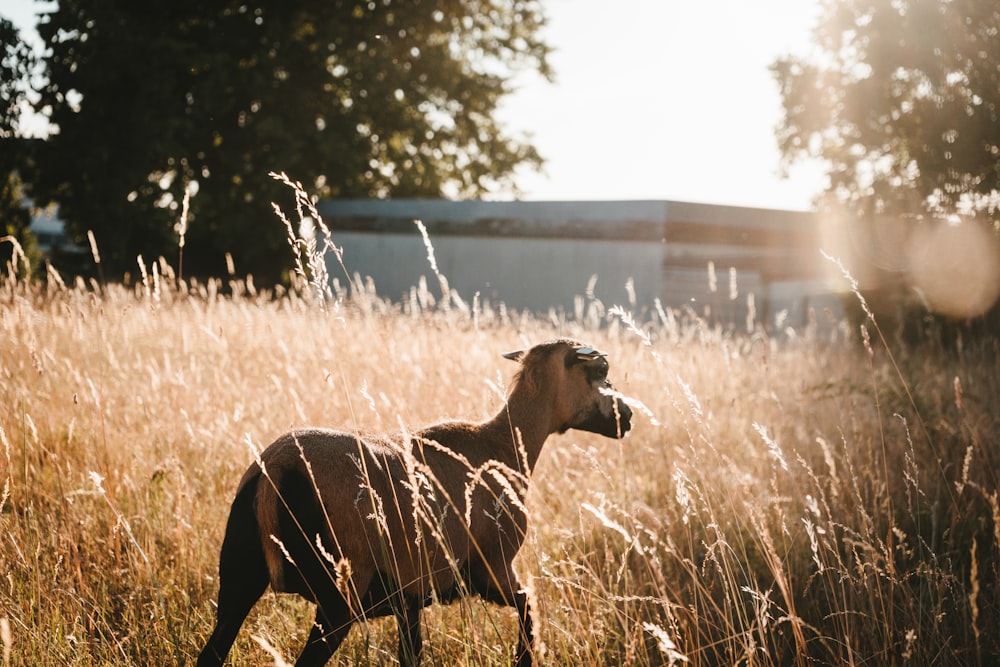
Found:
[318,199,843,330]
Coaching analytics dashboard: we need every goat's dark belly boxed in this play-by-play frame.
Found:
[355,564,480,618]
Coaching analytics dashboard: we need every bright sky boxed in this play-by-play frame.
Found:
[4,0,827,211]
[497,0,828,210]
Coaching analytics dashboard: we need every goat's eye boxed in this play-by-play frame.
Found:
[583,357,610,385]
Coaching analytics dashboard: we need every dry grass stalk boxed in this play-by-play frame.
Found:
[0,218,997,666]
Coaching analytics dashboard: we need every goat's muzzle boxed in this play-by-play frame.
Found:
[611,397,633,438]
[575,396,633,438]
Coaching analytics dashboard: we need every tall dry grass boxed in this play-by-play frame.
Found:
[1,207,998,666]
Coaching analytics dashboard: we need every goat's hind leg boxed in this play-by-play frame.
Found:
[288,556,364,666]
[295,599,354,667]
[293,560,369,666]
[197,571,268,667]
[197,478,269,667]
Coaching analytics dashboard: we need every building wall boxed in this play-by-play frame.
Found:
[335,230,663,313]
[321,199,843,329]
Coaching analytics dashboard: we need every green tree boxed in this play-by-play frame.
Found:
[772,0,1000,220]
[33,1,550,282]
[0,16,39,275]
[772,0,1000,339]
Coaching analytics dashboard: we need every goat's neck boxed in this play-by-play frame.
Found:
[486,385,557,475]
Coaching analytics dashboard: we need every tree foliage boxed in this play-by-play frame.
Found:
[1,17,33,138]
[772,0,1000,220]
[31,0,550,281]
[0,16,38,272]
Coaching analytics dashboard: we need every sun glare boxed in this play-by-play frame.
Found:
[907,218,1000,319]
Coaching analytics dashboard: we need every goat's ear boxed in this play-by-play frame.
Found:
[502,350,525,362]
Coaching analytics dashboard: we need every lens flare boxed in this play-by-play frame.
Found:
[906,219,1000,319]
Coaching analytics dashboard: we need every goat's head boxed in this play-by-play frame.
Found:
[504,339,633,438]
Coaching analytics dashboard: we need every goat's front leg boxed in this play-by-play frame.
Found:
[512,588,534,667]
[474,565,535,667]
[395,593,423,667]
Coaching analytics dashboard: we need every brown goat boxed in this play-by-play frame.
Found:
[197,339,633,667]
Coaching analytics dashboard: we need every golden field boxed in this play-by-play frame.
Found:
[1,256,998,665]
